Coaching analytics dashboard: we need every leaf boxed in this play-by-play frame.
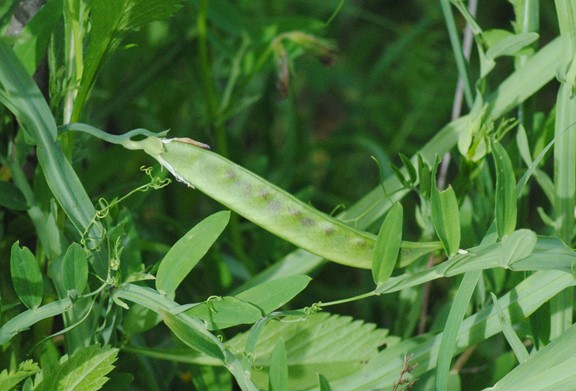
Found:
[160,309,225,362]
[10,242,43,310]
[0,360,39,391]
[372,203,403,285]
[156,211,230,295]
[235,274,311,314]
[435,271,481,391]
[34,345,118,391]
[226,313,391,390]
[0,298,72,345]
[500,229,537,267]
[417,154,432,198]
[490,293,530,364]
[492,139,517,238]
[62,243,89,294]
[269,339,288,391]
[485,31,539,60]
[431,184,461,257]
[184,297,262,331]
[399,153,417,185]
[398,241,443,268]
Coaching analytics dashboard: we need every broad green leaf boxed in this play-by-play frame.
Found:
[62,243,88,294]
[0,180,27,211]
[156,211,230,295]
[431,184,461,257]
[0,298,72,345]
[269,339,288,391]
[372,202,403,285]
[226,313,392,390]
[10,242,43,309]
[34,345,118,391]
[492,139,517,238]
[235,274,311,314]
[490,293,530,364]
[160,309,225,362]
[0,360,39,391]
[485,31,539,60]
[184,297,262,330]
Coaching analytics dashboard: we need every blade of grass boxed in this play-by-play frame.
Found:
[0,41,104,252]
[490,292,530,364]
[435,270,481,391]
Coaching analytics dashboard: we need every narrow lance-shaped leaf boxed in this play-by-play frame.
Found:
[234,274,311,314]
[431,183,461,257]
[62,243,89,294]
[160,309,225,362]
[372,202,403,285]
[490,293,530,363]
[492,139,517,238]
[10,242,43,310]
[485,31,539,60]
[0,298,73,345]
[156,211,230,295]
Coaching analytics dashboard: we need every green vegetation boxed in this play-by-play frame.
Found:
[1,1,575,390]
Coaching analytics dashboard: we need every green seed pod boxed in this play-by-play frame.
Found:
[155,138,375,268]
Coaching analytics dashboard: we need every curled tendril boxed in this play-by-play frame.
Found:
[304,302,322,315]
[95,198,111,219]
[140,165,171,190]
[206,296,223,313]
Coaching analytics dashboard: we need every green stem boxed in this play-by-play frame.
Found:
[318,291,377,307]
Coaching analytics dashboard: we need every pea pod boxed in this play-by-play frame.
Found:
[148,137,439,269]
[153,137,374,268]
